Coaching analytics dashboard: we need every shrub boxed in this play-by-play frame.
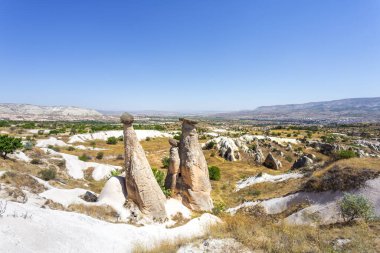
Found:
[78,153,91,162]
[0,135,23,159]
[47,145,60,152]
[116,154,124,160]
[339,193,375,222]
[39,168,56,181]
[96,152,104,160]
[173,134,181,141]
[212,201,226,215]
[117,136,123,141]
[110,169,121,177]
[30,158,43,165]
[152,167,171,197]
[208,166,221,181]
[145,137,151,141]
[106,137,117,145]
[285,156,293,162]
[67,146,75,151]
[247,189,261,197]
[335,150,358,160]
[161,156,170,168]
[204,141,216,150]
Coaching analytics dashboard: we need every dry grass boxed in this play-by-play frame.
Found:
[303,158,380,192]
[315,157,380,177]
[67,204,120,222]
[132,237,203,253]
[210,213,380,252]
[0,171,46,193]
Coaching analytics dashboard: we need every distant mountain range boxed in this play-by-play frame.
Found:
[1,97,379,123]
[215,97,380,123]
[0,103,108,121]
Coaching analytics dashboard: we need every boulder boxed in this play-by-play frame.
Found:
[81,191,98,202]
[291,156,313,170]
[97,176,127,206]
[164,139,180,192]
[121,113,167,220]
[263,152,282,170]
[178,118,213,211]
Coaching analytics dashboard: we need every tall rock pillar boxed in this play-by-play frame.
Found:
[178,118,213,211]
[120,113,167,220]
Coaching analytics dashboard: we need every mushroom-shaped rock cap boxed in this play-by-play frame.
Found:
[120,112,134,124]
[179,118,198,125]
[169,138,179,147]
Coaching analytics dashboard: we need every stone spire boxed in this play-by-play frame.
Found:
[164,138,180,194]
[178,118,213,211]
[120,112,167,220]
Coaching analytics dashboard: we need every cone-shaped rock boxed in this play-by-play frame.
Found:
[164,138,180,193]
[120,112,167,220]
[263,152,282,170]
[178,118,213,211]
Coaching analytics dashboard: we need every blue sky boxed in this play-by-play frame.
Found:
[0,0,379,111]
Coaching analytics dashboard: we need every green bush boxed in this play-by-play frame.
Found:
[339,193,375,222]
[336,150,358,160]
[173,134,181,141]
[106,137,118,145]
[110,169,121,177]
[78,153,91,162]
[152,167,171,197]
[208,166,221,181]
[96,152,104,160]
[161,156,170,168]
[204,141,216,150]
[0,135,23,159]
[39,168,56,181]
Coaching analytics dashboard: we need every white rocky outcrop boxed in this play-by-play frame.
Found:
[68,130,172,144]
[236,172,304,191]
[204,136,240,161]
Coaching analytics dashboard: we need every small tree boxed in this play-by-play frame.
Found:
[106,137,118,145]
[152,167,171,197]
[208,166,221,181]
[339,193,374,222]
[0,135,23,159]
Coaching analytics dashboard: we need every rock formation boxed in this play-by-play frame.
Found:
[178,118,213,211]
[164,138,180,193]
[291,155,313,170]
[263,152,282,170]
[204,136,240,161]
[120,113,167,220]
[253,148,265,163]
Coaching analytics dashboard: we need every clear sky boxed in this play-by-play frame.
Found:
[0,0,379,111]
